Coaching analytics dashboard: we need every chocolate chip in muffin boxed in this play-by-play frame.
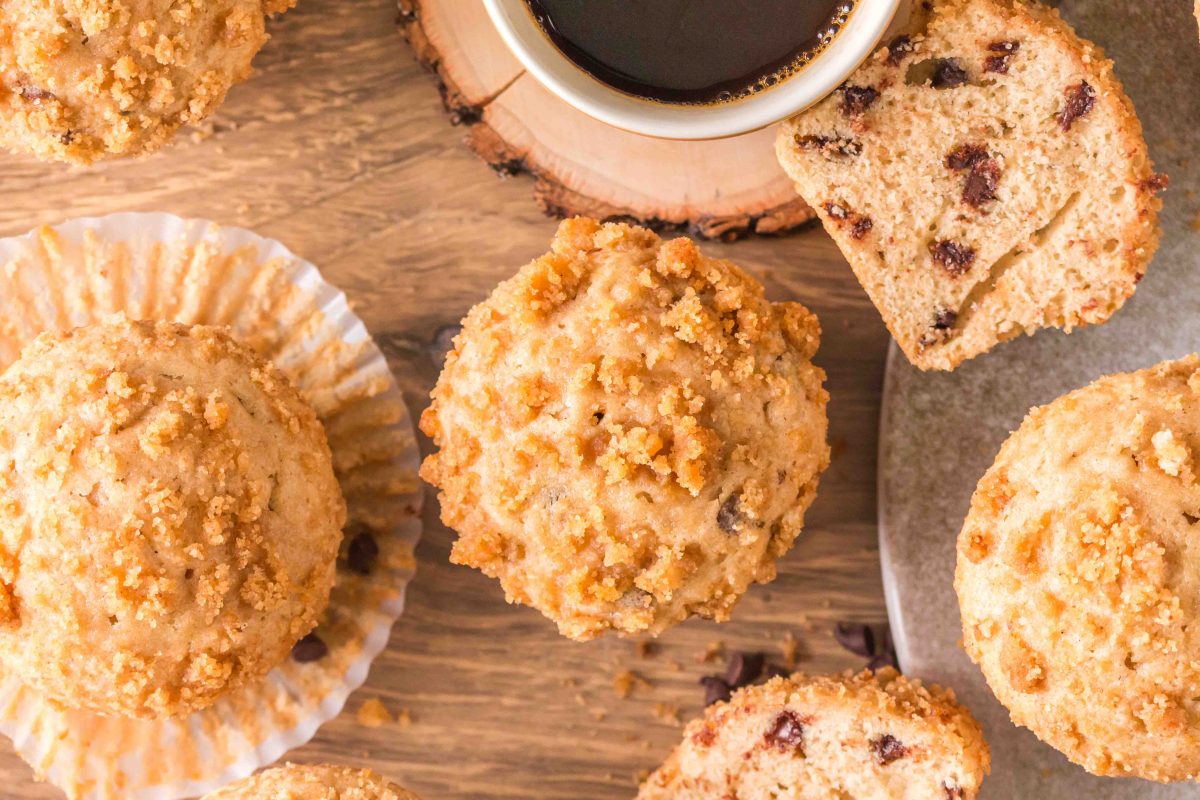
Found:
[984,40,1019,73]
[795,134,863,159]
[851,216,873,239]
[930,240,976,276]
[765,710,807,754]
[931,58,969,89]
[961,159,1001,208]
[1057,81,1096,131]
[871,734,909,765]
[885,34,914,66]
[292,632,329,663]
[945,143,989,170]
[840,85,880,117]
[717,493,745,533]
[19,86,54,102]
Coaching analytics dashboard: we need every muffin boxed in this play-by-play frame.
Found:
[775,0,1162,370]
[956,355,1200,780]
[0,0,293,164]
[0,317,345,718]
[205,764,421,799]
[639,668,990,800]
[420,217,829,640]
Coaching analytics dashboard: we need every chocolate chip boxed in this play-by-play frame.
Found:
[19,86,54,102]
[885,35,914,66]
[717,493,744,533]
[867,649,900,672]
[700,675,732,706]
[725,651,765,687]
[795,134,862,159]
[764,710,806,754]
[984,40,1019,74]
[59,130,76,145]
[1186,512,1200,525]
[933,309,958,330]
[930,240,976,277]
[931,59,968,89]
[871,734,909,765]
[961,158,1001,207]
[945,143,989,171]
[292,632,328,663]
[1139,173,1169,194]
[851,216,873,239]
[834,622,876,657]
[762,663,791,681]
[1057,81,1096,131]
[346,530,380,575]
[840,85,880,117]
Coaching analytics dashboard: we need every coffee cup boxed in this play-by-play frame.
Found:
[483,0,909,140]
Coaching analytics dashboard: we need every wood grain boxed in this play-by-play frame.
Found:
[0,0,889,797]
[397,0,815,239]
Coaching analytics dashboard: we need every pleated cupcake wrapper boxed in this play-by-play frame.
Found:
[0,213,423,799]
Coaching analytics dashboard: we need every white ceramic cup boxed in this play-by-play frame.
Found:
[483,0,907,140]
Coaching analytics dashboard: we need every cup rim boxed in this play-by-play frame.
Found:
[483,0,905,140]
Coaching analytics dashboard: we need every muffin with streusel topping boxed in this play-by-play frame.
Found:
[420,217,829,640]
[0,317,345,718]
[205,764,421,799]
[0,0,293,164]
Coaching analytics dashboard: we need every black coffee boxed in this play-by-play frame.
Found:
[523,0,854,105]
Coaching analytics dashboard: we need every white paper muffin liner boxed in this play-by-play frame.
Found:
[0,213,423,799]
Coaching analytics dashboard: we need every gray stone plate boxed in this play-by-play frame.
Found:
[878,2,1200,797]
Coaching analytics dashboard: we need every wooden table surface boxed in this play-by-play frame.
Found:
[0,1,891,797]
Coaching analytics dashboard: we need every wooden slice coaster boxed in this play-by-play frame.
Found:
[397,0,815,240]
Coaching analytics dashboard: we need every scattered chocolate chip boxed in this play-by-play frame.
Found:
[346,530,380,575]
[984,40,1019,74]
[945,143,989,171]
[762,662,791,681]
[292,632,328,663]
[700,675,732,706]
[871,734,909,765]
[840,85,880,117]
[834,622,876,657]
[885,34,914,66]
[1139,173,1169,194]
[930,240,976,276]
[961,158,1001,207]
[725,651,765,687]
[867,648,900,673]
[931,59,968,89]
[764,710,806,753]
[851,216,873,239]
[59,130,76,145]
[183,568,194,580]
[795,134,862,159]
[717,493,744,534]
[19,86,54,102]
[1057,81,1096,131]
